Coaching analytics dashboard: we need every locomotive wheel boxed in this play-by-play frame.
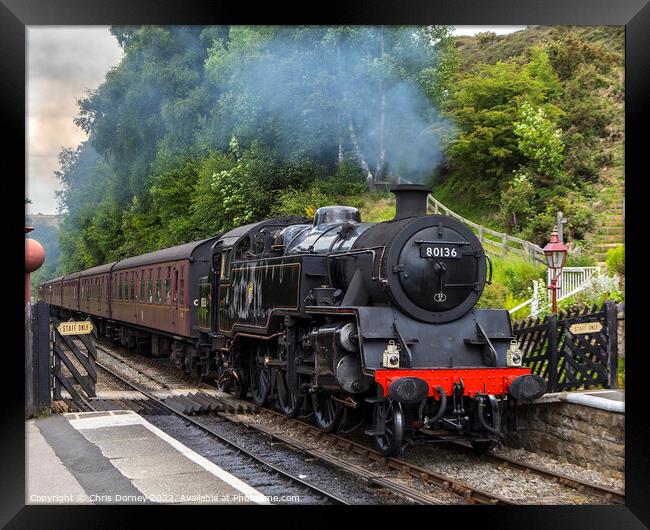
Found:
[276,370,302,418]
[374,399,405,457]
[231,370,248,400]
[249,352,271,407]
[311,392,343,432]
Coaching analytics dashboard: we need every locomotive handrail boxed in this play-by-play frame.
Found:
[427,195,546,263]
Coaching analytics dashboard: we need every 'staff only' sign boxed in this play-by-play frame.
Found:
[57,321,94,336]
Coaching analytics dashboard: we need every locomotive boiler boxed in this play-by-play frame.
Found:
[206,184,547,455]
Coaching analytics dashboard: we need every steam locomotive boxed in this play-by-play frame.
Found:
[40,185,546,455]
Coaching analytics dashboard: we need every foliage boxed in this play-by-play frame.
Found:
[56,26,458,271]
[272,162,367,218]
[618,358,625,388]
[606,245,625,276]
[53,25,623,274]
[443,49,562,202]
[513,101,565,182]
[475,282,510,310]
[475,254,545,311]
[438,27,623,253]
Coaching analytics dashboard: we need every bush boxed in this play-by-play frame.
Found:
[272,162,367,219]
[606,244,624,276]
[565,251,596,267]
[488,254,545,298]
[475,282,510,309]
[572,272,624,307]
[502,259,546,299]
[272,183,340,219]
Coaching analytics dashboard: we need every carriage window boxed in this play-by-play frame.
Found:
[130,281,135,301]
[139,279,145,301]
[179,278,185,304]
[165,278,172,304]
[155,280,161,304]
[147,280,153,303]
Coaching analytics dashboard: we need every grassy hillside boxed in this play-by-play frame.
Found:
[431,25,624,256]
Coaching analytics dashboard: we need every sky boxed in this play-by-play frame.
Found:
[25,25,526,215]
[26,26,123,215]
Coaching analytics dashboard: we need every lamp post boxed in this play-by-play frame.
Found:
[542,229,568,314]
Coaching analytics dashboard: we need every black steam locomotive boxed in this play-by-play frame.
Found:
[41,184,546,456]
[202,185,546,455]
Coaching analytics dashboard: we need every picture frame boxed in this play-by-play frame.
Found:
[7,0,647,526]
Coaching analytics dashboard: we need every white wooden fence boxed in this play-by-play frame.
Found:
[550,266,602,301]
[427,195,546,263]
[508,267,602,316]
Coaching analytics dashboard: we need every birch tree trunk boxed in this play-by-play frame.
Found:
[376,28,386,182]
[337,34,374,189]
[348,117,374,190]
[337,116,344,164]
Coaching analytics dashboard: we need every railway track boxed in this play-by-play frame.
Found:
[93,344,477,504]
[91,341,624,505]
[93,356,352,505]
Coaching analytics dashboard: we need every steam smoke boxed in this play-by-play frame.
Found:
[214,27,451,184]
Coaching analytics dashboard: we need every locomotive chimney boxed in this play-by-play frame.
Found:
[391,184,431,220]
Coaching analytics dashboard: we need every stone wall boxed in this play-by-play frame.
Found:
[505,401,624,479]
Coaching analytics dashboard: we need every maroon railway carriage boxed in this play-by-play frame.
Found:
[60,271,82,312]
[42,237,219,372]
[109,237,218,339]
[79,263,115,319]
[44,276,63,306]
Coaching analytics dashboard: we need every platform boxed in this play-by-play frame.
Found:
[26,410,269,504]
[531,388,625,413]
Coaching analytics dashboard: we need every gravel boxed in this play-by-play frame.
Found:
[402,443,606,504]
[494,446,624,491]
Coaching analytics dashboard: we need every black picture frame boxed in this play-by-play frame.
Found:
[5,0,648,527]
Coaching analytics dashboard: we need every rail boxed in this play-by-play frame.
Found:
[427,195,546,263]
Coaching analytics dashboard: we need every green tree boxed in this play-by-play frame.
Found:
[443,52,562,203]
[513,101,565,184]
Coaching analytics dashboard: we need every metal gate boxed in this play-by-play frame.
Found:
[513,300,619,392]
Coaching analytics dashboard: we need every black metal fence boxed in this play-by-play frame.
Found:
[513,300,619,393]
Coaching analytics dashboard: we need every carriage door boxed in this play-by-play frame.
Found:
[198,276,211,331]
[172,266,179,327]
[210,242,224,331]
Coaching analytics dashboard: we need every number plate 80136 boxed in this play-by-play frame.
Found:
[419,244,460,259]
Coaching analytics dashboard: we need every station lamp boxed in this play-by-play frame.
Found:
[542,229,568,314]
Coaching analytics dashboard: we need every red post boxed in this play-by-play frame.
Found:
[25,226,45,304]
[550,275,558,314]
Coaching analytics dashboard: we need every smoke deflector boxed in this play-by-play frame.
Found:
[391,184,431,220]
